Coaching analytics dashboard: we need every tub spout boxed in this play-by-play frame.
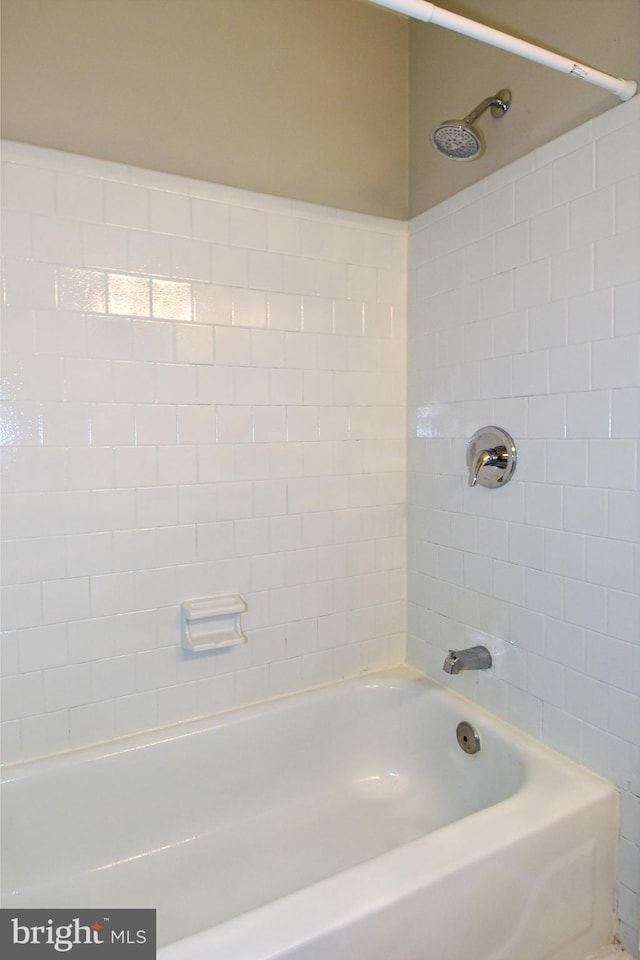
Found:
[443,645,492,675]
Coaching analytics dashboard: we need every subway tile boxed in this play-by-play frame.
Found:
[506,686,542,739]
[267,212,302,253]
[464,237,495,283]
[525,481,563,528]
[4,259,57,309]
[171,237,212,282]
[615,172,640,232]
[41,402,91,445]
[64,357,113,402]
[104,181,149,230]
[564,577,607,632]
[568,287,613,343]
[175,322,214,364]
[192,283,232,325]
[451,198,482,247]
[527,652,564,708]
[563,486,608,536]
[66,532,112,577]
[198,445,236,483]
[566,390,610,438]
[514,166,552,221]
[3,305,36,355]
[135,404,177,445]
[301,296,331,334]
[513,259,549,310]
[251,330,285,364]
[596,120,640,188]
[107,273,151,317]
[587,631,634,693]
[5,354,65,402]
[534,122,593,167]
[530,205,569,260]
[210,243,249,286]
[113,446,157,487]
[232,288,267,328]
[569,185,614,247]
[608,491,640,542]
[189,198,230,244]
[550,244,594,300]
[528,394,566,438]
[4,162,55,214]
[67,448,114,491]
[586,536,635,591]
[69,701,115,748]
[595,226,640,289]
[195,364,234,404]
[589,439,636,490]
[90,403,135,445]
[127,231,172,277]
[149,189,191,236]
[481,184,514,236]
[527,299,567,350]
[541,702,582,762]
[41,578,90,626]
[545,618,586,671]
[230,206,267,249]
[544,528,585,578]
[525,568,563,618]
[492,313,525,359]
[233,366,269,404]
[565,668,608,726]
[21,711,70,758]
[549,343,590,393]
[81,223,129,271]
[614,280,640,337]
[86,315,131,359]
[131,319,174,362]
[1,670,44,721]
[32,215,83,264]
[552,144,595,205]
[495,221,530,272]
[607,590,640,645]
[512,349,548,396]
[151,278,192,321]
[582,723,631,790]
[56,171,104,222]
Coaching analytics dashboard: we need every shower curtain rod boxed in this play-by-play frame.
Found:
[367,0,637,102]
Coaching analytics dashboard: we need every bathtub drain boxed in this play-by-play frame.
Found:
[456,721,481,754]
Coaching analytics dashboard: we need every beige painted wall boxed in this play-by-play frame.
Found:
[408,0,640,215]
[1,0,639,218]
[0,0,409,218]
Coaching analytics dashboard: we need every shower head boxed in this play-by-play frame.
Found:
[431,89,512,161]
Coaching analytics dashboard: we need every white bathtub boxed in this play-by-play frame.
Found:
[1,667,617,960]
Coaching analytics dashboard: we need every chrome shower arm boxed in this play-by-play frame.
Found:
[464,92,510,125]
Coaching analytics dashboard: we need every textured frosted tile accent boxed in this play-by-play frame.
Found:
[151,278,192,321]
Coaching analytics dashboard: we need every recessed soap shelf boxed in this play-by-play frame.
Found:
[181,595,247,652]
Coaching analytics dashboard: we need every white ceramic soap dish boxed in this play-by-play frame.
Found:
[181,595,247,652]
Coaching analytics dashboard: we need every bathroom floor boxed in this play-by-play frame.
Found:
[585,946,635,959]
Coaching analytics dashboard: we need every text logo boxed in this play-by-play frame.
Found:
[0,910,155,957]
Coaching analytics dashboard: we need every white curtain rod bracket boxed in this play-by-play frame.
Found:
[367,0,637,102]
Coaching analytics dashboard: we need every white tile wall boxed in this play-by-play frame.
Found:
[0,139,407,759]
[407,96,640,956]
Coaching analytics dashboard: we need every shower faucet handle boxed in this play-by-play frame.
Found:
[466,426,517,489]
[469,447,500,487]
